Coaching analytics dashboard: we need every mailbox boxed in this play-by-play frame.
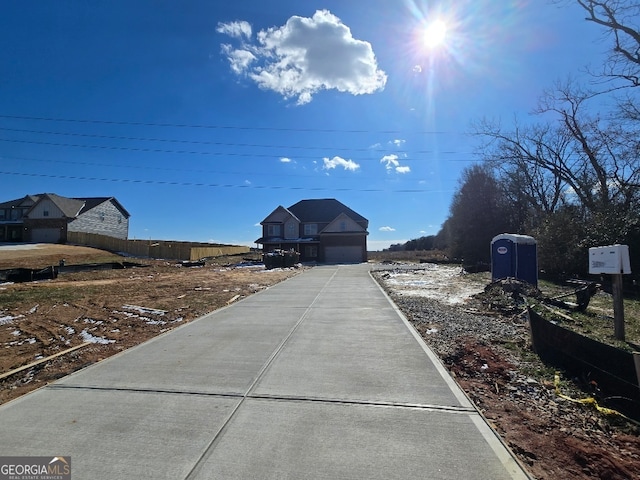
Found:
[589,245,631,275]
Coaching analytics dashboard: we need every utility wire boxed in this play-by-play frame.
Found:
[0,154,386,181]
[0,114,448,135]
[0,137,456,162]
[0,170,452,194]
[0,127,452,155]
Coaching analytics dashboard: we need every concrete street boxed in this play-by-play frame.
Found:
[0,264,530,479]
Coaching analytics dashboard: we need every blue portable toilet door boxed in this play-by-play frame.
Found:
[515,243,538,286]
[491,238,514,282]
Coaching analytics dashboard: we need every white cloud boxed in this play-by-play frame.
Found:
[380,153,410,174]
[218,10,387,104]
[217,21,252,40]
[390,139,406,147]
[280,157,293,163]
[413,65,423,73]
[381,154,400,170]
[379,226,396,232]
[322,156,360,172]
[220,45,256,74]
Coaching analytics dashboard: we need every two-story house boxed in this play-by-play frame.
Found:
[256,198,368,263]
[0,193,130,243]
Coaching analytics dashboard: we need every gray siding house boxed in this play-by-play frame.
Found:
[256,199,368,263]
[0,193,130,243]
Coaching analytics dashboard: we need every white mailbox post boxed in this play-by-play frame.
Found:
[589,245,632,341]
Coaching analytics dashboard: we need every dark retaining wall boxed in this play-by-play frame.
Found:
[528,308,640,419]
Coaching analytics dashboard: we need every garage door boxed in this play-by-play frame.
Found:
[324,246,363,264]
[31,228,62,243]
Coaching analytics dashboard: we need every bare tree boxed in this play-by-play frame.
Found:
[537,80,640,212]
[473,117,569,216]
[475,80,639,216]
[576,0,640,87]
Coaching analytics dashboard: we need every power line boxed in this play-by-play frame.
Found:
[0,114,448,135]
[0,154,366,181]
[0,137,463,162]
[0,127,447,155]
[0,170,452,194]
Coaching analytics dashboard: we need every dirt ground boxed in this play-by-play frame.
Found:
[444,338,640,479]
[2,245,640,479]
[0,244,301,404]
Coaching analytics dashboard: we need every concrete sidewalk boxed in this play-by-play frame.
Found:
[0,264,530,479]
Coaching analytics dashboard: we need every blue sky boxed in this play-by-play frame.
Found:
[0,1,611,250]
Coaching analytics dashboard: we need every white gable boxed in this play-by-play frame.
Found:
[28,198,65,219]
[262,206,298,224]
[321,213,366,233]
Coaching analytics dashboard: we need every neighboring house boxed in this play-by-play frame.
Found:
[256,198,369,263]
[0,193,130,243]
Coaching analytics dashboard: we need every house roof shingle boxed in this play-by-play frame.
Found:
[287,199,368,226]
[42,193,86,218]
[1,194,131,219]
[0,195,40,209]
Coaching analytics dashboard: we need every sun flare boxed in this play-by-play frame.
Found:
[423,19,447,49]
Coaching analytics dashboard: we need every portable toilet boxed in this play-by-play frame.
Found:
[491,234,538,286]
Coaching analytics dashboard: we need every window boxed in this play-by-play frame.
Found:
[267,224,281,236]
[0,210,5,220]
[340,221,347,231]
[305,246,318,258]
[303,223,317,235]
[43,210,49,217]
[287,223,295,235]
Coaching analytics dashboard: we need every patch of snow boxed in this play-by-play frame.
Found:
[83,318,103,325]
[145,319,167,325]
[80,329,115,344]
[380,264,485,305]
[26,338,36,344]
[64,326,75,335]
[28,305,38,314]
[0,314,23,325]
[11,330,21,336]
[0,243,42,251]
[122,304,167,316]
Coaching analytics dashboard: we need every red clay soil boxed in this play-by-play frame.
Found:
[445,338,640,479]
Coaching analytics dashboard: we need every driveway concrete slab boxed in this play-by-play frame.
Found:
[189,398,525,480]
[0,264,529,480]
[0,386,239,480]
[253,307,464,406]
[57,304,308,395]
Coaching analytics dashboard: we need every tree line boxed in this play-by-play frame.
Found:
[395,1,640,276]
